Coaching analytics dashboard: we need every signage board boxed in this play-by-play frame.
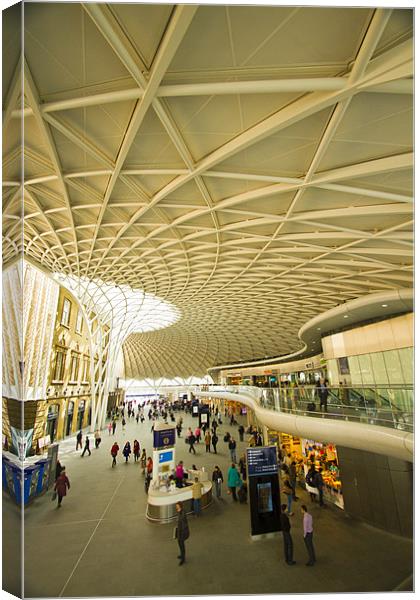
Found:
[153,428,175,449]
[247,446,278,477]
[159,450,174,463]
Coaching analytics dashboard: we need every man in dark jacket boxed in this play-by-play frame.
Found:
[211,432,218,453]
[280,504,296,565]
[175,502,189,565]
[76,430,83,450]
[81,435,91,457]
[238,424,245,441]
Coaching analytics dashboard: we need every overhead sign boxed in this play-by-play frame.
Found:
[153,428,175,449]
[247,446,278,477]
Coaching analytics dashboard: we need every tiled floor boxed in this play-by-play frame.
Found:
[3,410,413,597]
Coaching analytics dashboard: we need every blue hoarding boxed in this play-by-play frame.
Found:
[247,446,278,477]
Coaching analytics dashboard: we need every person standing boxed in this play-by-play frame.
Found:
[301,505,316,566]
[175,502,189,566]
[280,504,296,565]
[54,467,70,508]
[81,436,91,457]
[107,422,112,436]
[175,461,185,487]
[112,420,116,435]
[94,429,101,449]
[111,442,119,467]
[289,461,298,500]
[191,477,204,516]
[204,429,211,453]
[123,441,131,463]
[140,449,147,474]
[318,379,329,412]
[212,465,223,499]
[228,437,237,463]
[283,479,294,516]
[314,468,325,506]
[211,431,218,454]
[238,424,245,442]
[238,454,247,481]
[194,426,201,443]
[122,417,126,431]
[227,463,242,502]
[76,430,83,451]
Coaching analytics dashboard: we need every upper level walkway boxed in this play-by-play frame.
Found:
[195,384,413,462]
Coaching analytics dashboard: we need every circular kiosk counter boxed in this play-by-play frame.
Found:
[146,480,212,523]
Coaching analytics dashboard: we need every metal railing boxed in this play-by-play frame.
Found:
[198,384,413,433]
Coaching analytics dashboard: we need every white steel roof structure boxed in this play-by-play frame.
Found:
[3,4,413,380]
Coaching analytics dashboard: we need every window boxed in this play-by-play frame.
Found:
[75,310,83,334]
[82,356,90,383]
[53,350,66,382]
[69,353,80,383]
[61,298,71,327]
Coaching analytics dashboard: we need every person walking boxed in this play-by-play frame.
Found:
[111,442,119,467]
[301,505,316,566]
[107,422,112,436]
[238,424,245,442]
[187,431,196,454]
[212,465,223,499]
[94,429,101,449]
[54,467,70,508]
[136,413,139,424]
[112,420,116,435]
[123,441,131,463]
[175,502,190,566]
[191,477,204,517]
[76,430,83,451]
[227,463,242,502]
[122,417,126,431]
[133,440,140,462]
[204,429,211,453]
[211,431,218,454]
[81,436,91,457]
[228,437,237,463]
[280,504,296,565]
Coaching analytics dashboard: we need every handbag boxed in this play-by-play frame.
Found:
[51,490,57,501]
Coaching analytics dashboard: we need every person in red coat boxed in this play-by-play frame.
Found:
[54,468,70,508]
[111,442,119,467]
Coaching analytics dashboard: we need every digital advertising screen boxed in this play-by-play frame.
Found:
[257,482,273,513]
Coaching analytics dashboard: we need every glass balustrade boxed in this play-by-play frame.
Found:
[201,384,413,433]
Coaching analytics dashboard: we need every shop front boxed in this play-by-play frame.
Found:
[46,404,59,443]
[77,400,85,430]
[266,429,344,510]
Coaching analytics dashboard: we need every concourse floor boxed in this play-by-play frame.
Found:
[4,410,413,597]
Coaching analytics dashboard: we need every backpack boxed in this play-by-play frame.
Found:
[306,471,316,487]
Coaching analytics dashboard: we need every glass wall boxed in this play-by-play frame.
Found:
[328,346,413,387]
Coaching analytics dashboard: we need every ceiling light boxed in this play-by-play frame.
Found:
[343,315,349,319]
[316,327,321,331]
[382,304,388,307]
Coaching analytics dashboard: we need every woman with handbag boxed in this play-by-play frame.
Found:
[54,467,70,508]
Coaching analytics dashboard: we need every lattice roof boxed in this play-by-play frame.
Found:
[3,4,413,378]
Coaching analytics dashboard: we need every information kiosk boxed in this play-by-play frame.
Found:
[246,446,281,539]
